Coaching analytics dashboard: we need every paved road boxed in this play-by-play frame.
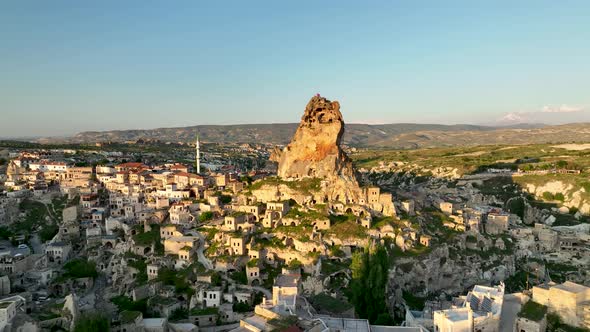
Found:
[194,232,213,270]
[238,284,272,299]
[500,293,524,331]
[29,234,43,254]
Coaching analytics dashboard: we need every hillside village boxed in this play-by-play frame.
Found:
[0,96,587,332]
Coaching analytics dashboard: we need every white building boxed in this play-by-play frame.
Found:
[433,283,504,332]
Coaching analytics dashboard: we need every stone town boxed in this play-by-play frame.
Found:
[0,96,587,332]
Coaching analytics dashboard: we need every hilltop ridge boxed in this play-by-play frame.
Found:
[35,122,590,149]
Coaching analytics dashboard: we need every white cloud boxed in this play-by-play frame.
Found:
[541,104,584,113]
[497,104,586,124]
[499,112,526,123]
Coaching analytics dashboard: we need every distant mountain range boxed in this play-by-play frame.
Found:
[35,122,590,149]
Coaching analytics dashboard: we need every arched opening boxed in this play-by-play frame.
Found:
[290,222,296,227]
[143,247,151,255]
[104,242,113,250]
[251,279,260,287]
[345,208,353,214]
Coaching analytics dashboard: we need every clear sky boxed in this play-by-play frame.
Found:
[1,1,589,137]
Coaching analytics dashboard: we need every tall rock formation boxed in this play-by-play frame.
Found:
[277,95,362,203]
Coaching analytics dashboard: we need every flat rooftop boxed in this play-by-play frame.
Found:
[321,317,370,332]
[441,308,470,322]
[554,281,589,294]
[274,274,299,288]
[143,318,166,327]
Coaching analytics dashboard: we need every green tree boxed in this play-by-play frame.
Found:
[74,313,109,332]
[556,160,568,169]
[542,192,554,201]
[349,245,393,324]
[199,211,214,222]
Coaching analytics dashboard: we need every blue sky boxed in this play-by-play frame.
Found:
[1,1,589,137]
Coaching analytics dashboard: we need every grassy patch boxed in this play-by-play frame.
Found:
[62,258,98,279]
[310,293,352,313]
[518,301,547,322]
[403,291,426,311]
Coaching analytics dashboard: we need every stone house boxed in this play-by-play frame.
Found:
[419,235,432,247]
[229,237,246,256]
[514,313,547,332]
[224,213,247,232]
[401,200,415,215]
[236,205,263,221]
[147,264,160,281]
[164,236,199,256]
[148,296,181,317]
[485,212,509,235]
[197,288,222,308]
[439,201,454,215]
[272,274,300,311]
[45,242,72,264]
[160,225,184,240]
[189,308,218,327]
[246,265,261,286]
[266,201,290,216]
[532,281,590,329]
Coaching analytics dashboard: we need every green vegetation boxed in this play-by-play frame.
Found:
[133,226,160,246]
[403,291,426,311]
[274,222,314,243]
[268,315,299,331]
[199,211,214,222]
[325,214,367,239]
[233,301,253,313]
[250,176,321,195]
[190,307,218,316]
[230,269,248,285]
[321,259,350,275]
[547,313,589,332]
[16,199,49,236]
[353,143,590,176]
[74,313,110,332]
[254,236,286,249]
[247,258,259,268]
[287,259,302,270]
[127,254,148,284]
[39,223,59,242]
[546,262,578,283]
[504,269,538,293]
[518,301,547,322]
[168,308,189,322]
[310,293,352,314]
[220,195,232,204]
[111,296,148,314]
[0,227,14,241]
[120,310,142,324]
[62,258,98,279]
[348,245,393,324]
[157,267,195,297]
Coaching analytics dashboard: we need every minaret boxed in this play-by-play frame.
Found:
[195,134,201,174]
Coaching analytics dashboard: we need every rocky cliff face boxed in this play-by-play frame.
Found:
[277,96,362,202]
[278,96,356,181]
